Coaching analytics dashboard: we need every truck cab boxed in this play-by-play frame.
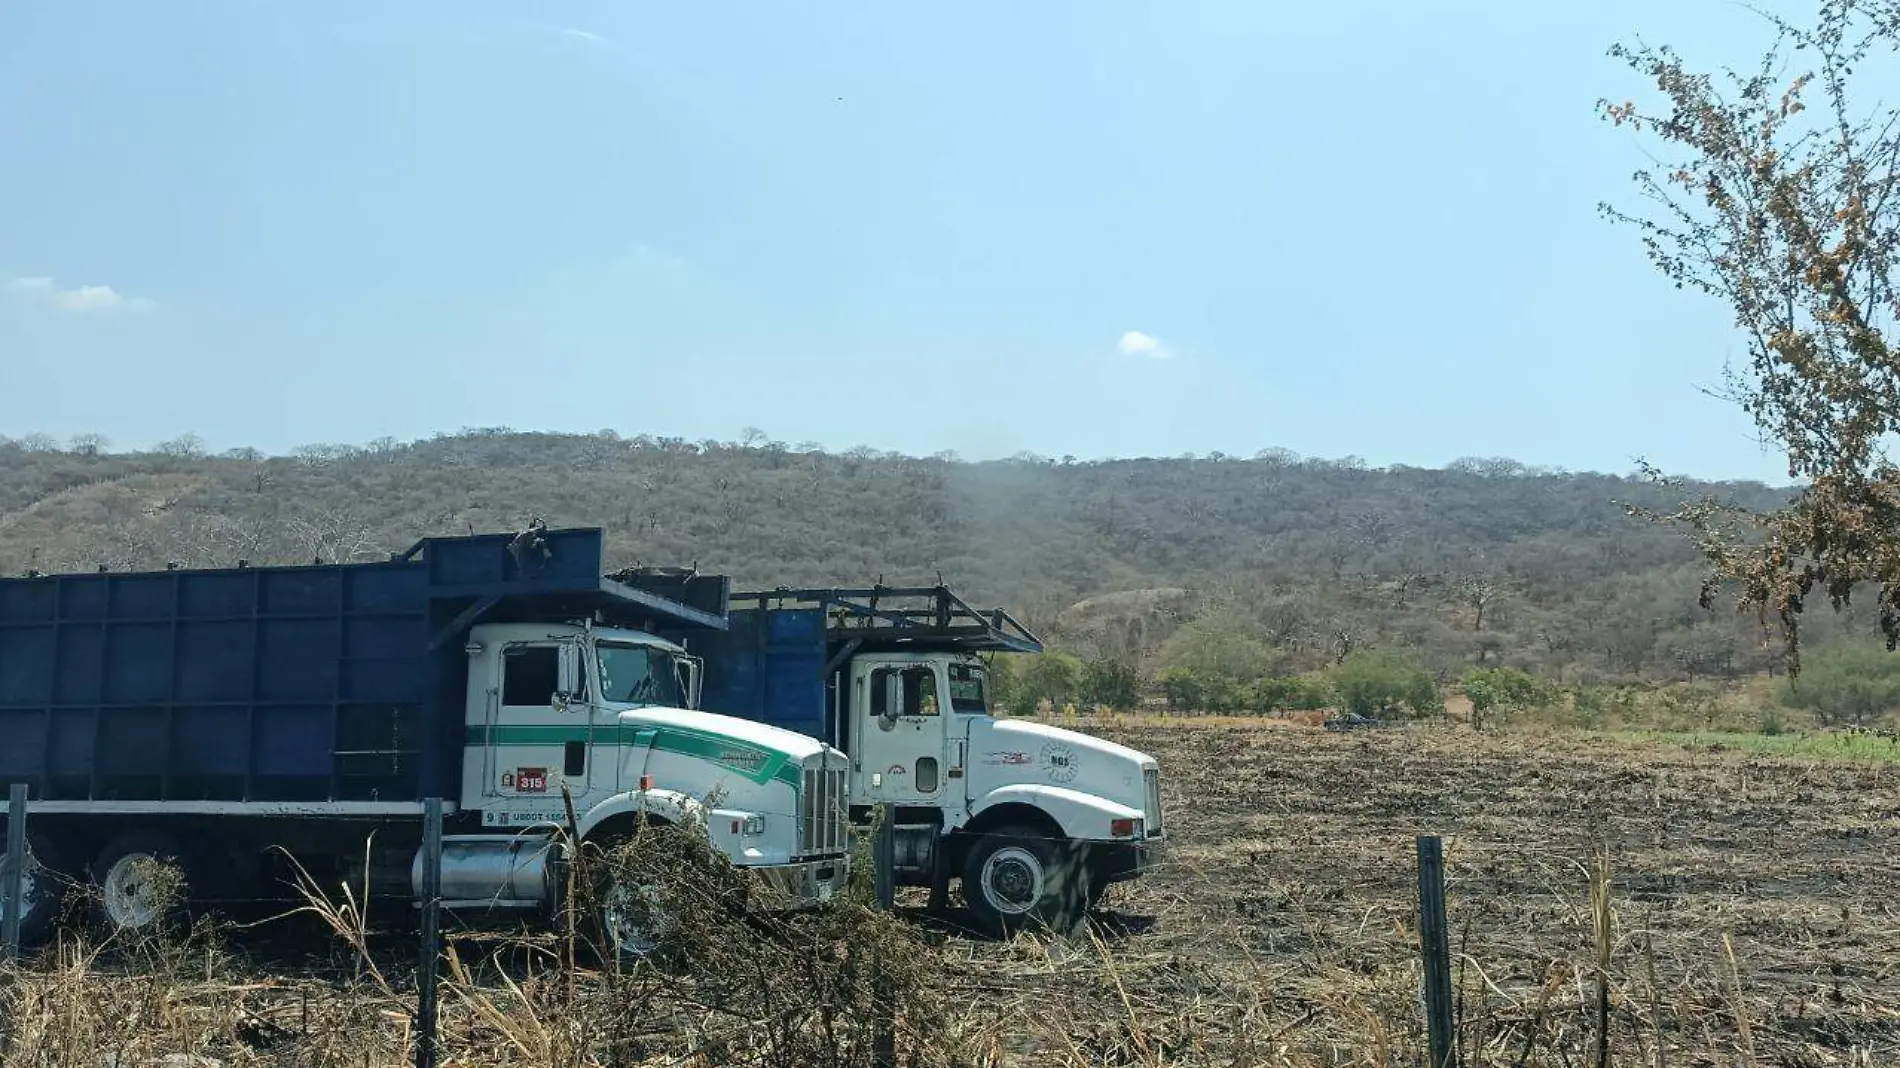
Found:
[701,587,1164,937]
[458,619,851,903]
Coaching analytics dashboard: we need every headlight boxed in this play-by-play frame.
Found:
[729,815,766,837]
[1110,817,1144,839]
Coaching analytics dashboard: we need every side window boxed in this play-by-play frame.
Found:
[870,669,895,719]
[502,646,559,707]
[902,667,939,717]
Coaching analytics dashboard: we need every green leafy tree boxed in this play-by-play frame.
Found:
[1333,649,1443,719]
[984,654,1021,715]
[1157,612,1281,681]
[1600,1,1900,671]
[1156,667,1205,713]
[1780,642,1900,725]
[1200,673,1250,713]
[1154,667,1253,712]
[1080,657,1142,710]
[1010,651,1084,715]
[1461,667,1552,730]
[1250,675,1336,712]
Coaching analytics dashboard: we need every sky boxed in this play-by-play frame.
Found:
[0,0,1823,482]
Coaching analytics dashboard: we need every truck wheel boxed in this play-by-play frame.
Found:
[594,871,679,963]
[91,832,194,936]
[580,827,682,967]
[961,827,1087,939]
[0,830,68,950]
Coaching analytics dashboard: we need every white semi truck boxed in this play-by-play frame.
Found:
[0,526,849,957]
[698,585,1164,936]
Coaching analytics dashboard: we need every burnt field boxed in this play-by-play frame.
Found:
[956,717,1900,1065]
[3,720,1897,1067]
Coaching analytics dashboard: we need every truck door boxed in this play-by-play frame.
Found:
[851,662,948,804]
[484,641,595,803]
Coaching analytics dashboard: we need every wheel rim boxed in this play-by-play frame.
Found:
[979,845,1045,916]
[0,853,46,925]
[102,853,168,931]
[600,879,674,958]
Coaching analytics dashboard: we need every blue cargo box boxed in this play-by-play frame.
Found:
[0,527,726,806]
[694,607,831,745]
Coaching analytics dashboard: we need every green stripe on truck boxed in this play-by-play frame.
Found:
[464,724,802,787]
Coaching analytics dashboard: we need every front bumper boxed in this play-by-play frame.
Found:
[749,854,852,910]
[1092,833,1165,885]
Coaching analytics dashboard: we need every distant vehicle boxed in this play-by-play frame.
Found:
[0,525,849,958]
[1323,712,1382,731]
[697,585,1165,936]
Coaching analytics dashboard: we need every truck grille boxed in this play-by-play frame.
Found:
[800,763,848,857]
[1143,767,1163,835]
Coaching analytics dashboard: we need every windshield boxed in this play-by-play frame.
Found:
[948,661,989,714]
[596,643,684,706]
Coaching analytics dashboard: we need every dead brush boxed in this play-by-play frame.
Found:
[268,840,397,998]
[0,871,318,1068]
[548,818,981,1068]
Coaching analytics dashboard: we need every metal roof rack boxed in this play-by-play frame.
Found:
[731,585,1043,655]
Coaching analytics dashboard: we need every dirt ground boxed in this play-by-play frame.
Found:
[946,716,1900,1066]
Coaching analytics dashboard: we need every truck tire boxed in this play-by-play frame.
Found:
[1,829,68,950]
[580,825,682,967]
[91,832,195,936]
[961,826,1087,939]
[593,868,679,964]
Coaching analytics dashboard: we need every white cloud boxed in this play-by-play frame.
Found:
[4,276,156,314]
[1117,330,1171,358]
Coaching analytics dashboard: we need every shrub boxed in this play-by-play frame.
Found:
[1157,667,1205,712]
[1251,675,1336,712]
[1780,642,1900,727]
[1156,612,1282,680]
[995,651,1086,716]
[985,653,1018,711]
[1156,669,1235,712]
[1656,682,1723,729]
[1081,657,1142,710]
[1461,667,1552,729]
[1571,684,1607,716]
[1758,706,1787,736]
[1333,649,1442,719]
[1155,668,1275,713]
[1201,673,1250,713]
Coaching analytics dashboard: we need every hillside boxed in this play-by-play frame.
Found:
[0,429,1836,683]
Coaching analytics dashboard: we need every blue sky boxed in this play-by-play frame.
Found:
[0,0,1808,481]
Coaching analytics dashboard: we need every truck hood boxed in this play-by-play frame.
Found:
[967,717,1156,796]
[616,704,834,764]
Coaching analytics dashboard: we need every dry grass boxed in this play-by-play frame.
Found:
[1031,716,1900,1066]
[3,720,1897,1066]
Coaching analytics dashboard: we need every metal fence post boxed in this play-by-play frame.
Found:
[1417,835,1455,1068]
[3,784,26,960]
[872,803,896,911]
[415,797,444,1068]
[871,804,896,1068]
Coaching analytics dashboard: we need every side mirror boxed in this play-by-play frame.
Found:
[555,644,582,710]
[677,656,703,710]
